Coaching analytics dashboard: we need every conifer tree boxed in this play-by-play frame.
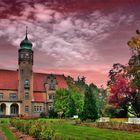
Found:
[80,85,98,121]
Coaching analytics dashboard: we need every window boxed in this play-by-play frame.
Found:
[0,93,3,100]
[48,95,53,100]
[20,53,24,59]
[25,106,29,112]
[49,84,55,90]
[40,106,43,112]
[37,106,39,112]
[48,105,53,111]
[25,92,29,100]
[24,80,30,89]
[34,106,43,112]
[34,106,36,112]
[10,93,17,101]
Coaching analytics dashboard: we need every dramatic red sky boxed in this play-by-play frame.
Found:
[0,0,140,87]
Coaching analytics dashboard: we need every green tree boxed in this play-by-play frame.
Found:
[54,89,83,118]
[54,89,69,117]
[65,94,77,117]
[71,89,84,114]
[80,85,98,121]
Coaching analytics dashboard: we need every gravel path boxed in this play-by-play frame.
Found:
[0,129,7,140]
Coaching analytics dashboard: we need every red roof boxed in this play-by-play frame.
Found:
[0,69,18,90]
[33,92,44,102]
[0,69,68,91]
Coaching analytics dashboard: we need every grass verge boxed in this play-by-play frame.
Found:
[52,123,140,140]
[1,124,16,140]
[0,118,16,140]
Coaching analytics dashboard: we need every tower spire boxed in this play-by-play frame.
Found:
[25,26,28,39]
[20,26,32,49]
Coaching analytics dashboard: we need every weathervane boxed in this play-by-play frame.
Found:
[127,29,140,54]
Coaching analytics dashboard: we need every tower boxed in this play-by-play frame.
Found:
[18,28,33,116]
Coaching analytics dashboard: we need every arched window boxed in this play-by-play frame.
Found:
[10,104,19,115]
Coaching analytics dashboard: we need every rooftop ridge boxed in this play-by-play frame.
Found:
[0,69,65,76]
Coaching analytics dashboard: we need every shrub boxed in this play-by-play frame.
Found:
[40,125,55,140]
[29,122,42,139]
[10,119,55,140]
[40,112,47,118]
[49,109,58,118]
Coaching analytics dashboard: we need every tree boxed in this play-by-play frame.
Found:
[65,94,77,117]
[54,89,69,117]
[80,85,98,121]
[107,31,140,117]
[108,74,135,117]
[54,89,83,118]
[97,86,107,117]
[66,76,87,96]
[107,63,126,86]
[71,89,84,115]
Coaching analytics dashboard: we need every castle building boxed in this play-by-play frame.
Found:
[0,32,68,117]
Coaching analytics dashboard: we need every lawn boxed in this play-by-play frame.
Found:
[51,123,140,140]
[0,118,17,140]
[2,118,140,140]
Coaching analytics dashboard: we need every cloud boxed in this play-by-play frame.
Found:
[0,0,139,86]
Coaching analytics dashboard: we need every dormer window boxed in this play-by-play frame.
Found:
[49,83,55,90]
[47,75,56,90]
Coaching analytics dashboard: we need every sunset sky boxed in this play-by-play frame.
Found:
[0,0,140,87]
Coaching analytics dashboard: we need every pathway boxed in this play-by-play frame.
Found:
[0,129,7,140]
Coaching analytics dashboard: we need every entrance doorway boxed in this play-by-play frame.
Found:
[10,103,19,116]
[0,103,6,115]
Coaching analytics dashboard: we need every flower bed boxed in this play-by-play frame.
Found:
[10,119,55,140]
[81,122,140,132]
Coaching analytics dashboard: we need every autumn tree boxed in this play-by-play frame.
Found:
[107,31,140,117]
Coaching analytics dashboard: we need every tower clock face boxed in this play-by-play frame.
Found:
[25,53,29,58]
[19,50,33,64]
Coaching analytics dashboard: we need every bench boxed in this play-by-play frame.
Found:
[97,117,110,122]
[126,118,140,124]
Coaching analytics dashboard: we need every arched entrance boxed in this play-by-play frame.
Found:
[0,103,6,115]
[10,103,19,116]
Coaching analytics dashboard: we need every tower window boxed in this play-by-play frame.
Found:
[24,80,30,89]
[25,106,29,112]
[25,92,29,100]
[0,93,3,100]
[20,53,24,59]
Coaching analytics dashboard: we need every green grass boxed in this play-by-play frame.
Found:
[0,118,16,140]
[0,124,17,140]
[51,123,140,140]
[5,118,140,140]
